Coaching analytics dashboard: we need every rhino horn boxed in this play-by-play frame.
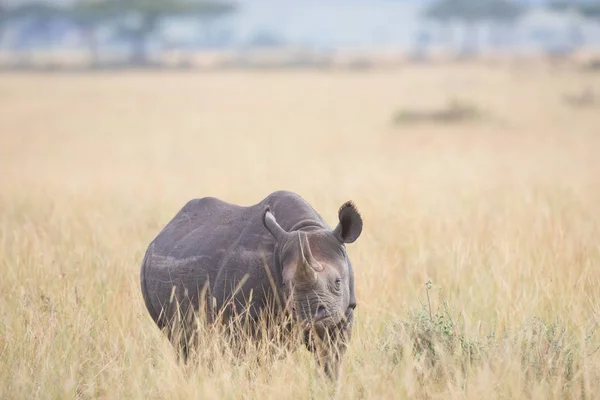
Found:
[295,232,322,283]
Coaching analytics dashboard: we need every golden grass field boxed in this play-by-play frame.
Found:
[1,63,600,399]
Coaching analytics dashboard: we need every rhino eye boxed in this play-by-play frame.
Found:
[334,278,342,292]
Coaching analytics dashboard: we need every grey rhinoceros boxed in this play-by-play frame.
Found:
[140,190,363,379]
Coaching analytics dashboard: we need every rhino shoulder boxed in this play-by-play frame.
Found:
[179,196,226,214]
[266,190,305,202]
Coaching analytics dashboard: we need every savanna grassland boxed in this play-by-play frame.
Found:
[1,63,600,399]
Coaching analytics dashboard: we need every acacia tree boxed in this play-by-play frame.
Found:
[4,2,66,46]
[424,0,486,55]
[72,0,236,66]
[424,0,525,55]
[69,0,113,66]
[0,1,6,44]
[549,1,600,50]
[423,0,455,50]
[0,3,6,47]
[0,1,69,68]
[486,0,524,49]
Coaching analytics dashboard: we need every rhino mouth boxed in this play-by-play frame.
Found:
[314,305,329,322]
[301,305,341,332]
[291,302,342,331]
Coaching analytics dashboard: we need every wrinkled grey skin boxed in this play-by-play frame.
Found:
[140,190,362,379]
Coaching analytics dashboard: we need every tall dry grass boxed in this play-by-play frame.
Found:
[1,64,599,399]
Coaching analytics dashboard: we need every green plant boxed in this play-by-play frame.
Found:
[384,281,487,383]
[385,282,598,394]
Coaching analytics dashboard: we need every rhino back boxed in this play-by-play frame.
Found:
[141,191,327,326]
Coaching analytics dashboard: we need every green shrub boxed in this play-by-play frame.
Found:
[384,281,598,394]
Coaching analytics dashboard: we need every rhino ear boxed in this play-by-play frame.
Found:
[333,201,363,244]
[264,206,287,243]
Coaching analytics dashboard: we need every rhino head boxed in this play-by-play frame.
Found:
[263,201,363,378]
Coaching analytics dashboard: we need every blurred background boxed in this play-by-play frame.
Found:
[2,2,600,397]
[0,0,599,70]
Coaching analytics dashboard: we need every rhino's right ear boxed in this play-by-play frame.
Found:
[333,201,363,244]
[264,206,287,243]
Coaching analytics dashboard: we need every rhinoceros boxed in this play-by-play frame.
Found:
[140,190,363,378]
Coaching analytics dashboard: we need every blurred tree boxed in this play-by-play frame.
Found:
[549,1,600,19]
[6,2,64,20]
[71,0,236,66]
[548,1,600,51]
[424,0,525,55]
[487,0,525,50]
[246,30,285,48]
[69,0,113,67]
[0,2,6,46]
[424,0,486,55]
[423,0,455,50]
[3,2,66,52]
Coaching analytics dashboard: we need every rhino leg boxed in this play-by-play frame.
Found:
[304,322,352,381]
[316,337,348,381]
[155,284,213,364]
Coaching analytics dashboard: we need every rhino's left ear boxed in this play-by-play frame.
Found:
[333,201,363,244]
[264,206,288,243]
